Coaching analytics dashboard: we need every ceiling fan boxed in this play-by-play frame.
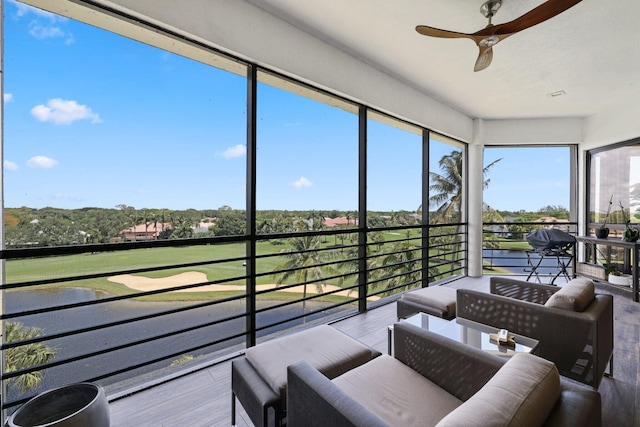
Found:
[416,0,583,72]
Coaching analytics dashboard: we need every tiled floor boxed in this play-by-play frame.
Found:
[108,276,639,426]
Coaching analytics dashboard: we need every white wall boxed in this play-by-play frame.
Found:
[582,100,640,149]
[480,118,584,145]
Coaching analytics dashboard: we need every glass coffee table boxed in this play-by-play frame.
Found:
[388,312,539,357]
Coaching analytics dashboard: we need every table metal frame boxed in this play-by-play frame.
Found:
[573,236,640,302]
[525,247,574,285]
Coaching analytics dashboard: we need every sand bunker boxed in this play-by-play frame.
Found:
[108,272,377,299]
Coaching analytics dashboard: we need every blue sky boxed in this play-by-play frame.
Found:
[3,1,568,213]
[483,146,570,212]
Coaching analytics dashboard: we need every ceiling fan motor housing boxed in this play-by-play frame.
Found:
[481,0,502,18]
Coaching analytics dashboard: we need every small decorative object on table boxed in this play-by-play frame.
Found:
[619,201,640,242]
[595,195,613,238]
[489,330,516,347]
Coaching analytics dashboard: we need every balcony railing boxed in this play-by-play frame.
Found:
[482,221,578,279]
[0,222,466,410]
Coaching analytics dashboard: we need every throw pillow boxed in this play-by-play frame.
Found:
[544,277,595,312]
[436,353,560,427]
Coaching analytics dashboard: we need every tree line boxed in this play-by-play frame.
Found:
[3,205,423,249]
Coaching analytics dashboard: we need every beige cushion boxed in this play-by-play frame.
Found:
[436,353,561,427]
[245,324,374,399]
[544,277,595,312]
[334,354,463,427]
[402,286,457,317]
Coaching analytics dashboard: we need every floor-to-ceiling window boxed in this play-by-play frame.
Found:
[482,145,576,276]
[254,71,360,338]
[1,0,470,409]
[2,0,251,408]
[428,133,466,280]
[588,141,640,234]
[366,112,423,295]
[582,140,640,281]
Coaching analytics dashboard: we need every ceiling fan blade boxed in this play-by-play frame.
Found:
[416,25,473,40]
[416,0,582,71]
[474,46,493,72]
[487,0,583,36]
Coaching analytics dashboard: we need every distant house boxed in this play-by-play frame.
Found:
[534,216,571,231]
[324,217,358,227]
[113,222,171,242]
[193,220,216,234]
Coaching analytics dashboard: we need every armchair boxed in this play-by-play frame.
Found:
[457,277,613,388]
[287,322,601,426]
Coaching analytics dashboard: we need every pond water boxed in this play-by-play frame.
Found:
[483,248,573,277]
[5,288,347,403]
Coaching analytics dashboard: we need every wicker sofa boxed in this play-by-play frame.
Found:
[457,276,613,388]
[287,322,601,427]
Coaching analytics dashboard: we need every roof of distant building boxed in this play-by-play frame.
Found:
[324,217,358,227]
[120,222,171,235]
[534,216,569,223]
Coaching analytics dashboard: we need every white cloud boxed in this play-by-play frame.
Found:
[27,156,58,169]
[29,24,64,40]
[31,98,102,125]
[9,2,73,43]
[10,0,63,21]
[4,93,13,103]
[4,161,18,170]
[222,144,247,159]
[291,176,312,189]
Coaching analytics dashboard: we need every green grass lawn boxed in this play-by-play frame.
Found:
[6,229,449,302]
[495,240,531,250]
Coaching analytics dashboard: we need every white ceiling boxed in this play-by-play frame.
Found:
[245,0,640,121]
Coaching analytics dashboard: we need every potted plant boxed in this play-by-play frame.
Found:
[607,268,633,287]
[602,262,631,286]
[595,195,613,238]
[5,382,110,427]
[619,201,640,242]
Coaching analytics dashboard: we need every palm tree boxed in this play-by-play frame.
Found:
[428,151,502,223]
[142,209,150,237]
[271,224,344,319]
[370,241,422,295]
[482,203,505,270]
[171,216,194,239]
[257,218,273,235]
[427,150,501,274]
[5,321,57,394]
[345,239,438,297]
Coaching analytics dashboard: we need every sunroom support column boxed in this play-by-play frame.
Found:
[245,64,257,347]
[468,119,484,277]
[357,106,367,312]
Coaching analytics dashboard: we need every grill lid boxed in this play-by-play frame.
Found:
[526,229,575,252]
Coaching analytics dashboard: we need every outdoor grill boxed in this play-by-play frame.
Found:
[524,229,576,284]
[526,228,576,253]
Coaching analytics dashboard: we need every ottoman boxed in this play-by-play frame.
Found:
[231,324,380,427]
[397,286,457,320]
